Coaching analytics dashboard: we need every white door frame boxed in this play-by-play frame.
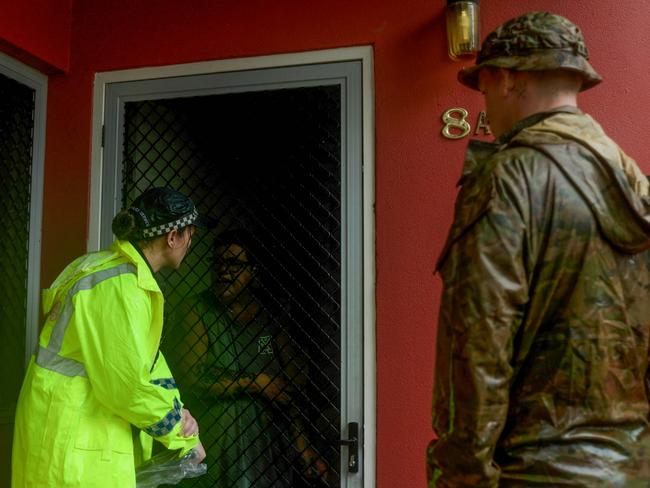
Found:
[0,53,48,369]
[89,46,376,487]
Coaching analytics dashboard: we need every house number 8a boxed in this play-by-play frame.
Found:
[441,108,491,139]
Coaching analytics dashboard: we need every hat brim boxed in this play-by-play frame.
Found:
[458,52,603,92]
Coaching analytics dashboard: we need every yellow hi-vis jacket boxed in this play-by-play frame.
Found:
[12,240,199,488]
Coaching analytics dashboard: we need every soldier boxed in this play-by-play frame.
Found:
[428,11,650,487]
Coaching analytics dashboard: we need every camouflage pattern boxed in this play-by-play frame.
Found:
[458,12,602,92]
[428,107,650,487]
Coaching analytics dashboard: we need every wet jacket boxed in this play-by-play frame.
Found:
[12,240,198,488]
[427,107,650,487]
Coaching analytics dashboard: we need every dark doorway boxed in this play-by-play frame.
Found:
[121,85,343,488]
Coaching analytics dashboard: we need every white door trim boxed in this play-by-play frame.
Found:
[0,53,48,366]
[90,46,376,487]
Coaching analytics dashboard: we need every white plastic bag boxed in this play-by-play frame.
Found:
[136,448,207,488]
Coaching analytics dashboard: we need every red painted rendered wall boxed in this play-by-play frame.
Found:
[0,0,71,72]
[15,1,650,487]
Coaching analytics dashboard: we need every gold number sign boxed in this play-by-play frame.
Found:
[441,108,492,139]
[441,108,471,139]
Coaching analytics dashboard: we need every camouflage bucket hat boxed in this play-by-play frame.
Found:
[458,12,602,92]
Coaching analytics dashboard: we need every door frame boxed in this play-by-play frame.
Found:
[89,46,376,487]
[0,53,48,372]
[0,53,47,488]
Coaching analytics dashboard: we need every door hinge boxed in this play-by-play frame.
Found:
[101,125,105,147]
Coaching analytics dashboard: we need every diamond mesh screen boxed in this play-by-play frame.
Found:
[0,72,35,412]
[122,86,342,488]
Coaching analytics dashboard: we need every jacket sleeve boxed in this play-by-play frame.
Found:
[71,275,198,455]
[427,158,531,487]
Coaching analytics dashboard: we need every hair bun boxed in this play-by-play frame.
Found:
[111,210,139,240]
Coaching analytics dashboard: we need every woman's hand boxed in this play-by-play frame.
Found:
[252,373,292,404]
[193,441,206,463]
[181,408,200,437]
[301,447,329,481]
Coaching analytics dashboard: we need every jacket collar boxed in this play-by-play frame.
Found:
[460,106,583,184]
[497,105,582,145]
[110,240,161,293]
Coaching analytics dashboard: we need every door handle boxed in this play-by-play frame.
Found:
[336,422,359,473]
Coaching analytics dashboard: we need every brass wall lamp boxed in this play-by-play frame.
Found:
[446,0,480,60]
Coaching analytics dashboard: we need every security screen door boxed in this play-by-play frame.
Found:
[0,56,45,487]
[100,61,364,488]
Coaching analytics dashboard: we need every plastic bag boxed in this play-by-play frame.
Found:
[136,448,207,488]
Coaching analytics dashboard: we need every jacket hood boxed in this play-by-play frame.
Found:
[510,109,650,253]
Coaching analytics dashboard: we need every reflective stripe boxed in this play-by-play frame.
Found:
[35,262,137,377]
[151,378,178,390]
[144,398,182,437]
[36,347,87,377]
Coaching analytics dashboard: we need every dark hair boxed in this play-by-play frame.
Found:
[112,187,201,242]
[213,229,259,265]
[112,210,141,241]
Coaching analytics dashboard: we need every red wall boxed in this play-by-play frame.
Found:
[0,0,71,72]
[16,1,650,487]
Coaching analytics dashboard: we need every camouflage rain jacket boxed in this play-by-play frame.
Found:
[428,106,650,487]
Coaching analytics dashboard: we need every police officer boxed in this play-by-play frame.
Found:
[13,187,208,487]
[428,12,650,487]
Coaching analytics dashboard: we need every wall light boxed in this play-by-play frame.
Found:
[446,0,480,61]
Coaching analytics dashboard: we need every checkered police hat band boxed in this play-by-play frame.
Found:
[142,208,198,238]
